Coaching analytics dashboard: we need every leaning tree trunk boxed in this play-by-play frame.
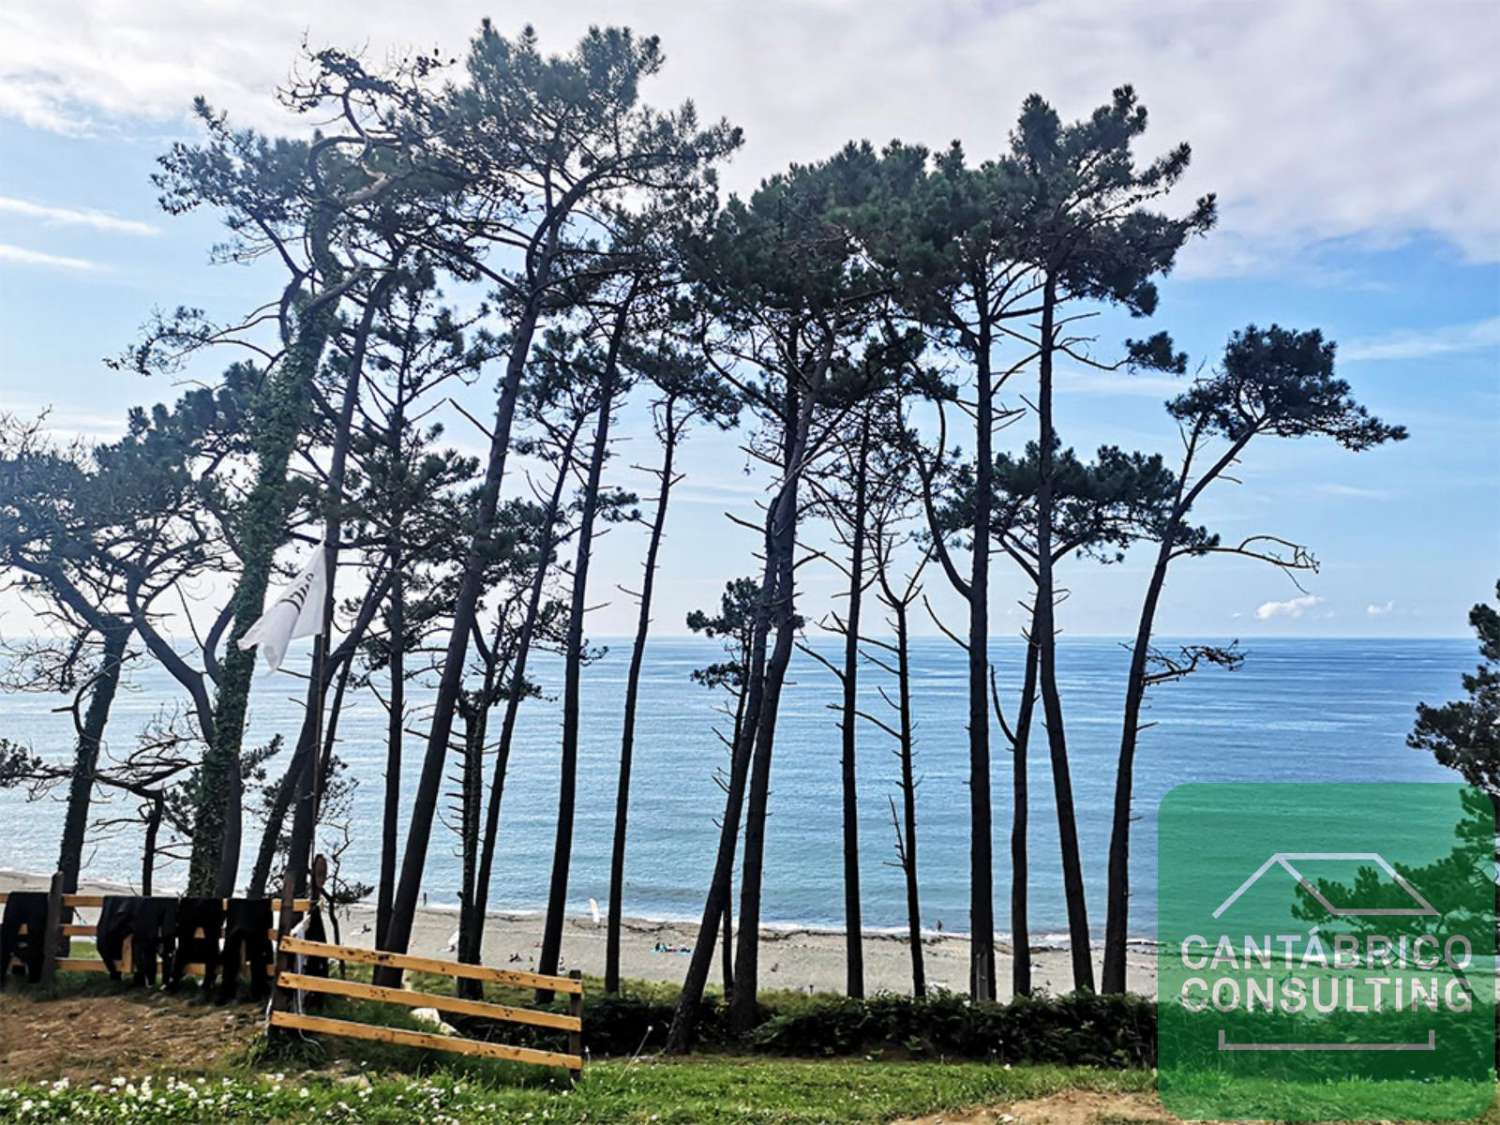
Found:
[456,682,495,998]
[378,553,404,945]
[837,411,872,998]
[537,303,632,992]
[729,343,830,1036]
[1101,544,1168,994]
[382,247,555,978]
[249,285,387,900]
[731,525,797,1034]
[666,521,776,1053]
[1035,272,1094,991]
[1009,617,1041,998]
[1101,431,1247,993]
[722,677,749,998]
[188,213,346,896]
[967,321,998,1002]
[141,793,164,896]
[606,398,681,994]
[890,593,925,998]
[57,623,130,894]
[470,419,583,954]
[377,371,409,948]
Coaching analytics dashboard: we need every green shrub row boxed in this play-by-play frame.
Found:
[457,990,1157,1067]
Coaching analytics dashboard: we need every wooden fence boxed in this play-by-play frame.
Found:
[0,879,310,980]
[267,936,584,1077]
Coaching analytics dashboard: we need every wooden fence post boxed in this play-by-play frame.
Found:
[40,872,64,987]
[568,969,584,1082]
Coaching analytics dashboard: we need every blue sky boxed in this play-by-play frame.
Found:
[1,1,1496,640]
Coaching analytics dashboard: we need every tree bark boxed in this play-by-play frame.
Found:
[1035,272,1094,991]
[1101,541,1168,993]
[56,624,129,894]
[377,368,409,949]
[250,283,387,900]
[666,518,775,1052]
[967,318,998,1002]
[188,211,345,896]
[1101,430,1245,992]
[457,672,496,996]
[382,241,555,976]
[141,793,163,897]
[838,410,872,998]
[891,593,925,998]
[606,397,680,994]
[537,300,632,992]
[1009,619,1040,997]
[470,418,583,962]
[277,280,390,918]
[729,339,831,1035]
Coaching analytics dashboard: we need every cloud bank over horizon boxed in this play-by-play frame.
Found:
[2,1,1497,280]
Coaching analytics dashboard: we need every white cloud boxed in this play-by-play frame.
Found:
[0,195,159,236]
[1341,316,1500,362]
[0,242,100,270]
[1056,367,1187,398]
[1255,594,1324,620]
[1315,483,1395,500]
[1367,600,1396,617]
[0,2,1496,276]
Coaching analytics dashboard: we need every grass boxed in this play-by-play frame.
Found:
[0,1060,1153,1123]
[9,969,1498,1122]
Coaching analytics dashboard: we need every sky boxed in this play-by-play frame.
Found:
[0,0,1497,641]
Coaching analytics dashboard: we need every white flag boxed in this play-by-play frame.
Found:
[237,549,328,672]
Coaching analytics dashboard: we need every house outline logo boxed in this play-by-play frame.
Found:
[1212,851,1438,920]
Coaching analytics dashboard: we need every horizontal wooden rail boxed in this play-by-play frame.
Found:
[278,936,582,995]
[268,1010,582,1071]
[58,958,110,973]
[277,972,581,1033]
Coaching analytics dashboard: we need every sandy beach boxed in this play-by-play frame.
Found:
[0,870,1157,999]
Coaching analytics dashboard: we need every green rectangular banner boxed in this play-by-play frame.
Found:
[1158,783,1495,1119]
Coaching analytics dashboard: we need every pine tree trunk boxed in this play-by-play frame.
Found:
[141,794,163,897]
[1102,546,1168,993]
[967,321,998,1002]
[377,375,409,949]
[457,687,494,998]
[188,213,345,896]
[730,544,796,1034]
[666,524,775,1053]
[729,342,830,1036]
[606,400,680,994]
[57,624,129,894]
[891,596,925,998]
[382,251,554,977]
[249,283,385,900]
[1035,272,1094,992]
[1010,618,1040,997]
[470,420,581,952]
[378,554,404,946]
[537,302,632,994]
[838,411,871,998]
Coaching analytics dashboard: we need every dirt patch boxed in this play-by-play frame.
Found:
[0,988,261,1084]
[899,1089,1178,1125]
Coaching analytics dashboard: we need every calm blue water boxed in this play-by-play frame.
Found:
[0,637,1471,939]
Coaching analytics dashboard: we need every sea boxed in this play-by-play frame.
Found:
[0,636,1473,942]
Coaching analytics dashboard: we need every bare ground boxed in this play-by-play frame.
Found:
[0,987,261,1084]
[897,1089,1179,1124]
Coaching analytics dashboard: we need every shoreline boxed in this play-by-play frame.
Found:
[0,870,1158,999]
